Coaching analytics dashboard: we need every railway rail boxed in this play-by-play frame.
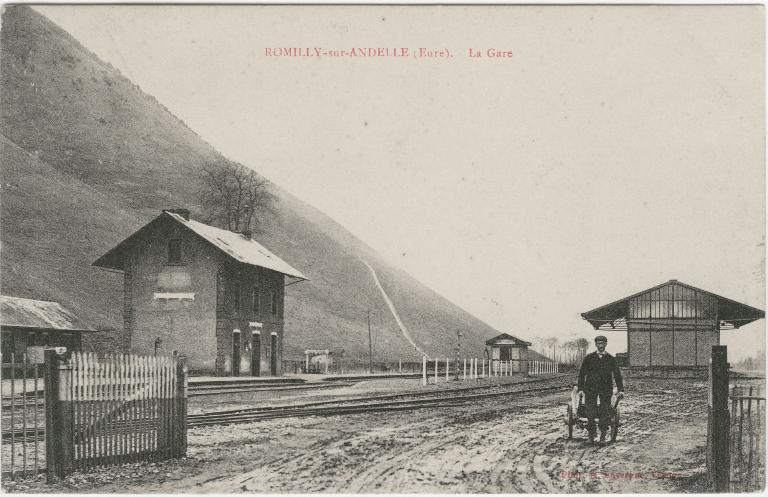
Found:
[189,381,358,397]
[188,374,573,427]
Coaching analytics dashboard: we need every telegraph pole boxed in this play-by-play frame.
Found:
[455,329,463,381]
[368,310,373,374]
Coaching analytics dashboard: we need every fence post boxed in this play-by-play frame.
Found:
[45,348,74,482]
[422,356,427,386]
[174,356,188,457]
[708,345,729,492]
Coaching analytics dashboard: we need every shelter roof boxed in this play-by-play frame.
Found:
[485,333,532,346]
[93,211,308,280]
[581,280,764,330]
[0,296,96,332]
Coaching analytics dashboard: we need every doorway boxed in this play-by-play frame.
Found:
[232,329,241,376]
[251,331,261,376]
[270,333,278,376]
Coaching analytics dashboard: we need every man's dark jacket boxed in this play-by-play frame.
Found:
[577,351,624,394]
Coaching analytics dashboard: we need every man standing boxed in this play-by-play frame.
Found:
[578,335,624,443]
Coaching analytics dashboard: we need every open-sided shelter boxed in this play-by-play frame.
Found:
[581,280,764,368]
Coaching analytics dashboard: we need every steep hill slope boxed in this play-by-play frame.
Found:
[1,5,502,361]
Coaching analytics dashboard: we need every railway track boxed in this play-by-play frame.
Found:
[188,375,573,427]
[189,381,357,397]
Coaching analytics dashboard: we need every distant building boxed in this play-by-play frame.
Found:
[485,333,532,373]
[1,295,96,362]
[93,209,307,376]
[581,280,764,368]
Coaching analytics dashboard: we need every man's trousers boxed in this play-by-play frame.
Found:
[584,390,613,438]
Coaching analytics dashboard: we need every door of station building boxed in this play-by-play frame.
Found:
[251,332,261,376]
[232,329,241,375]
[270,333,278,375]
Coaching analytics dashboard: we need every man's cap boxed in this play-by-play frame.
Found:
[594,335,608,343]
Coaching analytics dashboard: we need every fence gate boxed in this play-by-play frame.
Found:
[46,350,188,481]
[729,384,765,492]
[1,354,47,480]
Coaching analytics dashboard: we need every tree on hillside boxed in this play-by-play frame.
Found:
[198,159,277,233]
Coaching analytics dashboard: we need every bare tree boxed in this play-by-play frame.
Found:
[575,337,590,361]
[199,159,277,233]
[561,340,577,364]
[541,337,559,361]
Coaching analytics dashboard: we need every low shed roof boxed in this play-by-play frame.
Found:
[0,296,96,332]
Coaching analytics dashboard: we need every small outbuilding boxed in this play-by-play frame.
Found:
[485,333,531,373]
[1,295,96,362]
[581,279,764,368]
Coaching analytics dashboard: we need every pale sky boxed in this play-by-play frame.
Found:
[34,5,765,360]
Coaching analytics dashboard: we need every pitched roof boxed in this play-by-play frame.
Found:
[485,333,532,346]
[94,211,308,280]
[581,279,764,330]
[0,296,96,332]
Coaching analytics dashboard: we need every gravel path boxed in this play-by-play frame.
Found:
[2,378,714,493]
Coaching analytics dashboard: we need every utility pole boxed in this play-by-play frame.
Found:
[368,310,373,374]
[455,329,463,381]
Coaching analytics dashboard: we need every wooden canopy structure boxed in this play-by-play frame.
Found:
[581,280,764,368]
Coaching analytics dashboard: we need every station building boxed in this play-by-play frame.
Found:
[581,280,764,368]
[94,209,307,376]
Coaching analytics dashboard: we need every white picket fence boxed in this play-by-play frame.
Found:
[420,356,559,385]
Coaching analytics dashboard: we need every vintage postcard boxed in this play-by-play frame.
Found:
[0,3,765,494]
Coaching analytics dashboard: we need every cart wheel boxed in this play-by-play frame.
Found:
[610,406,620,442]
[567,404,573,440]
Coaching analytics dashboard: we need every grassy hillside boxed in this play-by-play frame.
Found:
[1,5,503,361]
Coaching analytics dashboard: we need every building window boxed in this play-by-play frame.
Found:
[168,239,182,264]
[233,282,241,312]
[252,286,260,314]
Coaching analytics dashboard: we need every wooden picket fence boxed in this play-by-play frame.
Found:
[45,351,187,480]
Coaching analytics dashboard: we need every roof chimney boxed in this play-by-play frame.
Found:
[163,208,190,221]
[238,229,253,240]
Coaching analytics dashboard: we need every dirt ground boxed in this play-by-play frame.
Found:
[3,377,715,494]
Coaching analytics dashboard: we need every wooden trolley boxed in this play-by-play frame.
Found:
[565,386,621,442]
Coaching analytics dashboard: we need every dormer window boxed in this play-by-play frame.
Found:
[168,239,182,264]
